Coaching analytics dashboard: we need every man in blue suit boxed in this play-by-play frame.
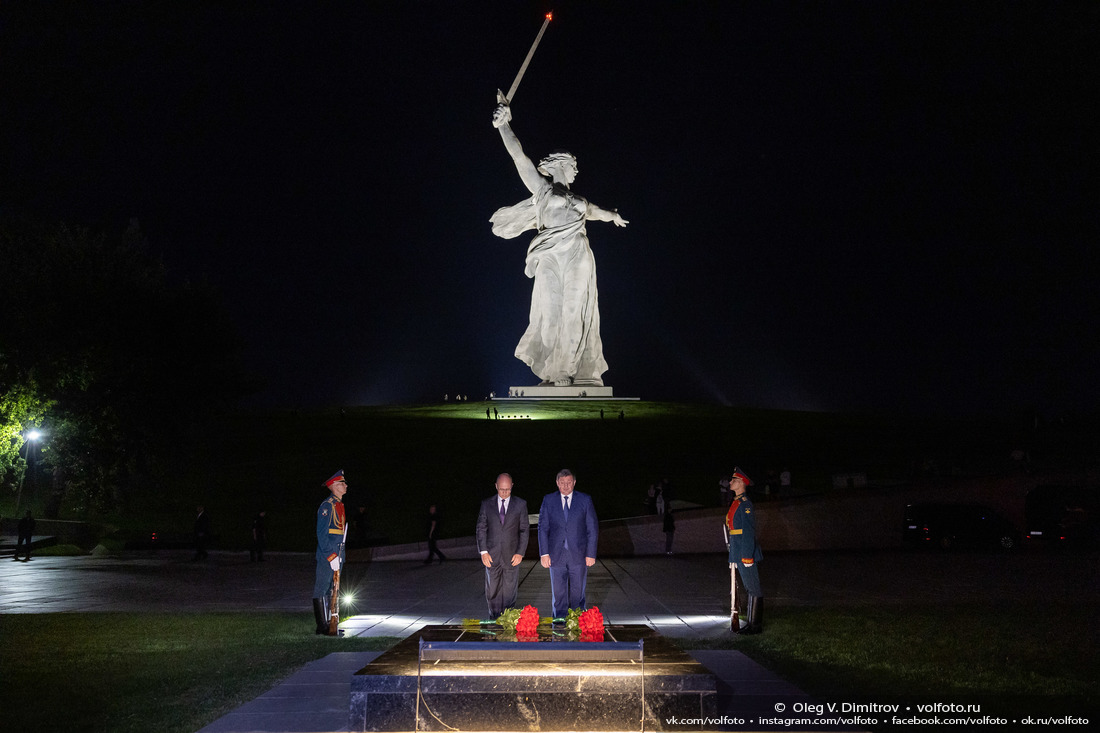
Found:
[538,468,599,617]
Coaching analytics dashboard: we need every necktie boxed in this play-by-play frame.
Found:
[563,495,570,550]
[499,500,506,525]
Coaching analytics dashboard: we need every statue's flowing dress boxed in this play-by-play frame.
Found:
[491,178,607,385]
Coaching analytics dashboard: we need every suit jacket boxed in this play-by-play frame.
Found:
[538,490,598,564]
[476,496,530,563]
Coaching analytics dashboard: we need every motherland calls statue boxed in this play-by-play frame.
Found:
[491,100,628,387]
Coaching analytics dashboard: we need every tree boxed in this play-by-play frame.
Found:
[0,218,252,515]
[0,373,53,494]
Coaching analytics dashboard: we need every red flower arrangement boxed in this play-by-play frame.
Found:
[515,605,540,636]
[577,606,605,641]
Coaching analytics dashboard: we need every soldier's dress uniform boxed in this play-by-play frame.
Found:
[726,468,764,634]
[312,470,347,635]
[315,494,346,596]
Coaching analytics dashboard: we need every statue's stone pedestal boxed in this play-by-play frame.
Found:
[504,384,613,398]
[349,624,717,731]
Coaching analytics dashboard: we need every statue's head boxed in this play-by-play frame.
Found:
[538,151,578,184]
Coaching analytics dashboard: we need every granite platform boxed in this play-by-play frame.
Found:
[349,624,717,732]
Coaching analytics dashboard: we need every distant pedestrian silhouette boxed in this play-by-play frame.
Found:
[16,510,35,561]
[192,505,210,561]
[424,504,447,564]
[250,510,266,562]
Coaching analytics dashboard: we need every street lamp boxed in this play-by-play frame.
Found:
[14,429,43,516]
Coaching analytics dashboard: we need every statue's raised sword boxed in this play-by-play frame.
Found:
[498,11,552,106]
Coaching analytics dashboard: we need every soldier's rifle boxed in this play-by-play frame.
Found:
[328,512,349,636]
[725,524,740,631]
[328,569,341,636]
[731,562,740,632]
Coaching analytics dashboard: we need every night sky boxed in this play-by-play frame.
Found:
[3,2,1097,414]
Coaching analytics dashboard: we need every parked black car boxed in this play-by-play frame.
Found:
[903,503,1019,551]
[1024,485,1099,549]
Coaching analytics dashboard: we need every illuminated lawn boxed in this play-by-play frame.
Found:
[687,601,1099,717]
[2,604,1093,733]
[388,399,698,420]
[0,613,397,733]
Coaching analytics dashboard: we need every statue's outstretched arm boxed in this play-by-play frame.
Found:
[587,204,629,228]
[493,102,543,195]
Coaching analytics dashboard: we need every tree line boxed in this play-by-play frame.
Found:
[1,218,254,518]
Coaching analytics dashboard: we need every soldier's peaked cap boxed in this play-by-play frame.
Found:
[732,467,753,486]
[324,470,346,487]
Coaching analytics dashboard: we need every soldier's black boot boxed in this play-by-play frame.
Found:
[312,598,328,635]
[739,597,755,634]
[745,596,764,635]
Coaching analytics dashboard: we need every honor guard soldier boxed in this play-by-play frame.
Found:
[726,467,764,634]
[313,470,348,635]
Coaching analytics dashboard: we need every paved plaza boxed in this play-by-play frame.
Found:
[3,547,1093,621]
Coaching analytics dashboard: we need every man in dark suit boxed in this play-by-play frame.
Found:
[538,468,599,617]
[475,473,530,617]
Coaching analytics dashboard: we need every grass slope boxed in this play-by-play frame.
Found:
[10,401,1077,555]
[87,402,1041,552]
